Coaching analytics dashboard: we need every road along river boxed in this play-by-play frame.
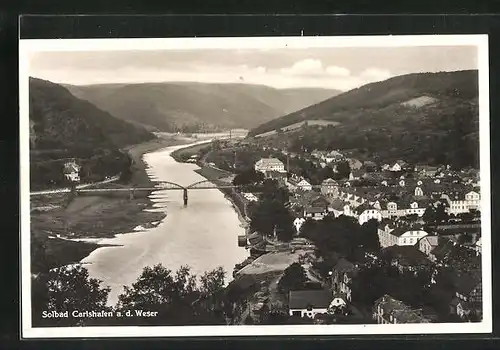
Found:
[81,141,249,306]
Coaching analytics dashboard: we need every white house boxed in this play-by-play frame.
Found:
[378,224,429,248]
[324,150,345,163]
[288,290,336,318]
[63,161,81,183]
[254,158,286,174]
[389,160,409,172]
[358,207,383,225]
[294,217,306,233]
[475,237,482,256]
[418,235,439,259]
[321,178,339,197]
[443,189,481,215]
[287,176,313,192]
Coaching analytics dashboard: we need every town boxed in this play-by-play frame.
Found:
[182,134,482,325]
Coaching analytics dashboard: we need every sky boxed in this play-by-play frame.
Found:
[29,46,478,91]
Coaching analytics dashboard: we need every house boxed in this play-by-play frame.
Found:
[266,170,288,183]
[428,239,455,263]
[329,292,348,314]
[311,150,328,160]
[254,158,286,174]
[442,188,481,215]
[320,178,339,197]
[414,165,440,177]
[475,237,482,256]
[418,235,439,258]
[63,160,81,183]
[389,160,409,172]
[303,196,330,220]
[287,176,313,192]
[363,161,379,173]
[356,204,383,225]
[373,295,433,324]
[377,223,428,248]
[328,199,346,218]
[294,217,306,233]
[349,169,365,181]
[348,158,363,170]
[383,245,433,273]
[288,290,335,318]
[324,150,345,163]
[331,258,358,302]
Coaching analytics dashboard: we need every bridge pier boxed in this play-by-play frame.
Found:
[183,188,188,207]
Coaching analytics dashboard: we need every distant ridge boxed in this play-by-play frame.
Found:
[63,82,341,132]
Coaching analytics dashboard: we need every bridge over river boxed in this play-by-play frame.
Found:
[31,176,238,207]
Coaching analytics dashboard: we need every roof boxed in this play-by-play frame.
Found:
[383,246,431,266]
[328,199,347,211]
[256,158,284,166]
[305,206,327,214]
[327,150,344,157]
[288,290,333,310]
[429,239,455,258]
[364,161,378,167]
[374,294,431,323]
[322,178,338,185]
[421,235,439,246]
[387,225,425,237]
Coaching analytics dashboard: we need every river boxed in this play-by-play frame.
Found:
[81,141,249,306]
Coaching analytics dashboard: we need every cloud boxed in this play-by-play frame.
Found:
[281,59,325,76]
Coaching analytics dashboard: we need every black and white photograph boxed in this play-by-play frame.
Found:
[20,35,491,337]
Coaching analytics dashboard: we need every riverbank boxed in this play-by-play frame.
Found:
[31,135,196,271]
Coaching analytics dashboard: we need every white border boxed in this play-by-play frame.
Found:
[20,35,492,338]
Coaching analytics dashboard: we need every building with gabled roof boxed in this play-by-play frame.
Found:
[321,177,339,197]
[378,223,428,248]
[288,289,334,318]
[254,157,286,174]
[373,294,433,324]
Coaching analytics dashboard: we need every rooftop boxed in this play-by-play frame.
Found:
[288,290,333,310]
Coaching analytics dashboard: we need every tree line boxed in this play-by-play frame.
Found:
[32,263,232,327]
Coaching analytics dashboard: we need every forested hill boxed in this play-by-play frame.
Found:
[30,78,154,150]
[65,82,340,132]
[29,78,155,189]
[249,70,480,169]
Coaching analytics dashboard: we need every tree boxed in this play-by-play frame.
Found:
[233,169,264,187]
[278,263,308,295]
[359,219,381,252]
[422,206,437,225]
[435,203,449,224]
[33,265,111,326]
[116,264,228,326]
[334,160,351,180]
[249,199,295,242]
